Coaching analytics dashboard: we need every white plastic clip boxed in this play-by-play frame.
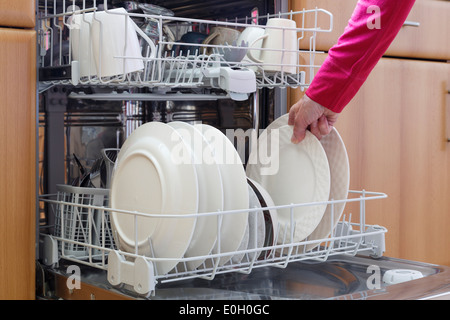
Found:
[40,234,59,267]
[363,225,386,258]
[107,250,156,296]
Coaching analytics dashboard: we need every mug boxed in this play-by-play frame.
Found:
[173,31,208,56]
[90,8,156,78]
[247,18,298,74]
[70,12,97,78]
[236,26,265,68]
[202,26,241,54]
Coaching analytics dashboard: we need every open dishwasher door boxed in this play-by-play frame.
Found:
[148,255,450,300]
[37,254,450,300]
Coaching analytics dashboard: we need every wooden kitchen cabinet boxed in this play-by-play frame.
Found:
[0,0,35,28]
[335,58,449,266]
[0,28,36,299]
[291,58,450,266]
[289,0,450,265]
[293,0,450,61]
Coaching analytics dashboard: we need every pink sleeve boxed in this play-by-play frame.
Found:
[305,0,416,113]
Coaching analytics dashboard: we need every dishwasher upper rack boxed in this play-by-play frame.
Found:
[39,188,387,297]
[38,0,333,93]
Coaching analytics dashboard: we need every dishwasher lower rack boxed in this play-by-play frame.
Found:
[39,186,387,297]
[38,1,333,93]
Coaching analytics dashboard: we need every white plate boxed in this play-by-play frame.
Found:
[195,124,249,266]
[304,128,349,249]
[168,121,223,270]
[247,178,278,258]
[231,221,249,264]
[110,122,198,275]
[264,114,350,250]
[246,125,330,243]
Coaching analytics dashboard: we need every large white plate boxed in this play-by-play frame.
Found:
[168,121,223,270]
[110,122,198,275]
[246,125,330,243]
[264,114,350,250]
[195,124,249,266]
[231,221,249,264]
[304,128,349,249]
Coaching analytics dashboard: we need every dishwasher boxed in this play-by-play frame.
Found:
[36,0,450,301]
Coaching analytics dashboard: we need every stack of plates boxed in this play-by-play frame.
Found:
[246,114,350,248]
[109,115,350,275]
[110,121,256,275]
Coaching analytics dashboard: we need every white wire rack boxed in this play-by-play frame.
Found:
[50,185,115,262]
[40,188,387,297]
[38,0,333,93]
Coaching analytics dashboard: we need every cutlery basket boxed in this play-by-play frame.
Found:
[52,184,115,261]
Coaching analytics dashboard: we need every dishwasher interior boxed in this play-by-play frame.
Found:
[36,0,450,300]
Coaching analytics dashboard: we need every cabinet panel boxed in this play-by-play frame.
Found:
[385,0,449,60]
[0,28,36,299]
[0,0,35,28]
[337,58,449,266]
[290,57,450,265]
[292,0,450,61]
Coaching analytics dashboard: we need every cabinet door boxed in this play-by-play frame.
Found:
[291,57,450,265]
[0,0,35,28]
[292,0,450,61]
[340,58,449,266]
[0,28,36,300]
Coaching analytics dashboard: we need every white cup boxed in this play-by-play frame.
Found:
[89,8,155,78]
[203,26,241,53]
[70,8,156,79]
[70,12,97,77]
[236,26,265,68]
[247,18,298,74]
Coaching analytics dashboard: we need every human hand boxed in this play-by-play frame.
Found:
[288,95,339,144]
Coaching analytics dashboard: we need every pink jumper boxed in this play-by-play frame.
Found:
[305,0,416,113]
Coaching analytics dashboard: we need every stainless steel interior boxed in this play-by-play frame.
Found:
[129,0,274,20]
[40,86,264,188]
[38,0,279,216]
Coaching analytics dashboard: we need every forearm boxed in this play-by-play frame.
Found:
[305,0,416,113]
